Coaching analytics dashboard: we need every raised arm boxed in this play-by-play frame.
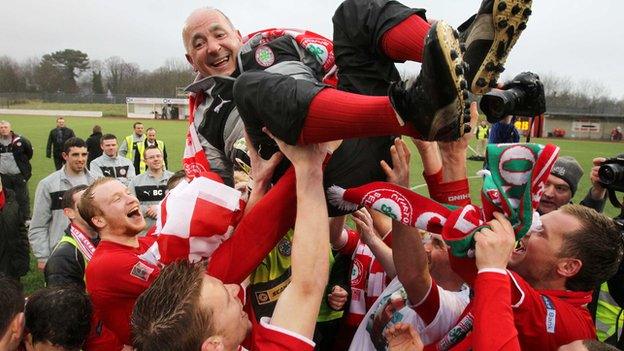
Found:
[268,130,330,341]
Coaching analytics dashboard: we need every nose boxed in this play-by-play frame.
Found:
[206,40,221,55]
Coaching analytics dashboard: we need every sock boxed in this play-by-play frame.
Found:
[380,14,430,62]
[298,89,419,144]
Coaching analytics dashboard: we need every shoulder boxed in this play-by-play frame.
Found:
[39,170,62,187]
[253,317,315,351]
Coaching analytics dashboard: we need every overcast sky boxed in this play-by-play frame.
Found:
[2,0,623,98]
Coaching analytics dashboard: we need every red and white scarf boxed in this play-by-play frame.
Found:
[328,143,560,258]
[69,223,97,262]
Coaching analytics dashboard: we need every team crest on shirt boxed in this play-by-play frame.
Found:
[255,46,275,67]
[351,259,364,286]
[277,237,291,257]
[130,261,154,282]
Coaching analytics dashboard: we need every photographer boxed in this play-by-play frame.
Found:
[583,153,624,348]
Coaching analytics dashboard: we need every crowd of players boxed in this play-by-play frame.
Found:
[2,0,624,350]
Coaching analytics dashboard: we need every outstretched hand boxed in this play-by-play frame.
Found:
[381,138,411,188]
[385,322,424,351]
[244,131,283,187]
[437,101,478,182]
[262,127,330,170]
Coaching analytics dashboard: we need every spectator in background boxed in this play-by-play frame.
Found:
[474,119,489,157]
[44,185,97,289]
[23,286,92,351]
[143,127,168,170]
[0,274,24,351]
[29,138,95,271]
[537,156,584,215]
[0,178,29,281]
[0,120,33,224]
[46,117,75,170]
[89,134,136,186]
[488,115,520,144]
[128,146,173,233]
[119,122,146,175]
[611,127,623,141]
[86,125,103,168]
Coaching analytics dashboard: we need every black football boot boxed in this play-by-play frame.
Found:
[460,0,533,95]
[389,21,471,141]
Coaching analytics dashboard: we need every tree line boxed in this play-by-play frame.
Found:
[0,49,195,97]
[1,49,624,115]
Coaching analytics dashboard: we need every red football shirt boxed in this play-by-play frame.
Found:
[251,317,315,351]
[86,236,160,346]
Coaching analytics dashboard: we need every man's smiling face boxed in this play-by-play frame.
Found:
[183,9,243,77]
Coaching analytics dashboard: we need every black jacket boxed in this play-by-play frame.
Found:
[0,131,33,180]
[0,188,30,279]
[44,226,99,289]
[46,127,75,157]
[86,132,103,167]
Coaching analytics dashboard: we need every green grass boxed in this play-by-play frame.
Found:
[6,101,127,117]
[3,114,187,293]
[2,112,621,293]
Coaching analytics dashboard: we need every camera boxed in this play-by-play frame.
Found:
[480,71,546,123]
[599,157,624,193]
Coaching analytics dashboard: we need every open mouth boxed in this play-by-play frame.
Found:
[127,206,141,219]
[211,55,229,68]
[514,240,526,255]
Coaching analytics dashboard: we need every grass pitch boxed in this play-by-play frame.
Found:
[2,113,622,293]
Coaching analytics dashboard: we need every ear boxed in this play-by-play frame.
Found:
[63,207,76,221]
[185,54,198,72]
[9,312,25,344]
[556,258,582,279]
[201,335,225,351]
[91,215,107,230]
[235,29,243,42]
[62,152,69,161]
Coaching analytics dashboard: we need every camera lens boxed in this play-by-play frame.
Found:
[599,163,624,185]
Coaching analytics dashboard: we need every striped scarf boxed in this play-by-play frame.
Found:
[328,143,560,257]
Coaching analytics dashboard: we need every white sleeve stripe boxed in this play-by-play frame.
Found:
[410,280,433,308]
[508,271,526,308]
[259,317,316,348]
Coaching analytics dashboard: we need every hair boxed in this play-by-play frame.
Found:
[133,122,144,129]
[24,286,91,350]
[62,137,86,154]
[100,133,117,144]
[0,120,10,127]
[61,185,89,210]
[144,145,161,153]
[132,260,213,351]
[166,170,187,191]
[78,177,115,229]
[582,339,621,351]
[0,275,24,338]
[56,117,65,122]
[558,204,624,291]
[146,127,156,133]
[92,125,102,134]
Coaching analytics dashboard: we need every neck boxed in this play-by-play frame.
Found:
[64,166,83,178]
[71,222,98,239]
[525,277,567,291]
[434,269,465,292]
[100,230,139,248]
[148,168,163,177]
